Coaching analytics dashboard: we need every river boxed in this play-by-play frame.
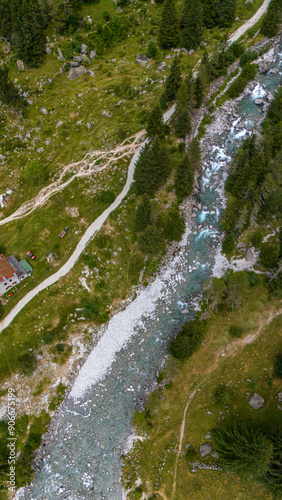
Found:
[18,44,281,500]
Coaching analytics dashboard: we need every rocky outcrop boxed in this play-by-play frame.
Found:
[68,65,86,80]
[248,393,264,409]
[136,54,148,66]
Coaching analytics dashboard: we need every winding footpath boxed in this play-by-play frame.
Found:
[228,0,271,44]
[0,106,175,334]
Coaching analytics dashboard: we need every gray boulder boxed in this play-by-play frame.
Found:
[245,248,254,261]
[181,309,189,314]
[136,54,148,66]
[248,393,264,409]
[56,120,63,128]
[102,109,112,118]
[255,98,264,105]
[157,62,166,71]
[45,46,52,55]
[17,60,25,71]
[205,432,211,439]
[80,44,88,54]
[57,48,64,61]
[68,65,86,80]
[70,61,80,67]
[200,443,212,457]
[74,55,84,63]
[40,107,48,115]
[3,43,11,55]
[189,49,194,55]
[89,50,97,60]
[81,54,90,64]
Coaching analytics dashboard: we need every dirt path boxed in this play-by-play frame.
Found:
[228,0,271,44]
[172,307,282,498]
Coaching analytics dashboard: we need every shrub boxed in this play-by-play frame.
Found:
[259,242,280,268]
[240,50,258,67]
[214,386,231,406]
[273,355,282,378]
[186,445,198,462]
[98,190,116,204]
[146,41,158,59]
[222,232,236,254]
[82,297,101,319]
[18,352,37,376]
[169,319,208,360]
[250,230,263,249]
[247,271,258,286]
[134,487,143,499]
[138,226,164,254]
[229,325,243,338]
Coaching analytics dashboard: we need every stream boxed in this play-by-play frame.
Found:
[19,45,281,500]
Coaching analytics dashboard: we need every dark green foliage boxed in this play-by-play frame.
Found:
[194,75,205,107]
[164,208,185,241]
[146,41,158,59]
[259,243,280,268]
[18,352,37,376]
[229,325,243,338]
[158,0,180,49]
[20,161,48,186]
[169,318,208,360]
[213,423,274,479]
[250,230,263,249]
[146,105,165,138]
[202,0,237,29]
[0,67,26,111]
[98,190,116,204]
[187,138,201,170]
[165,57,182,102]
[240,50,258,67]
[82,297,101,319]
[180,0,203,50]
[273,355,282,377]
[225,63,258,99]
[186,445,198,461]
[134,194,152,232]
[134,487,143,499]
[247,271,258,286]
[174,109,191,138]
[261,0,281,38]
[14,0,46,66]
[0,0,12,39]
[222,232,236,255]
[134,137,171,195]
[138,225,164,254]
[214,386,231,406]
[175,154,194,200]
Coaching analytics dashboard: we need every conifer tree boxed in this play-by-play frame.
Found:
[175,109,191,138]
[202,0,237,29]
[194,74,205,107]
[134,136,171,195]
[185,71,196,111]
[187,138,201,170]
[165,57,182,102]
[134,195,152,232]
[261,0,280,38]
[175,154,194,199]
[15,0,46,66]
[0,66,25,110]
[180,0,203,50]
[146,105,165,138]
[0,0,12,39]
[158,0,180,50]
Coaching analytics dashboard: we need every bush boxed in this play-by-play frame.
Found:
[169,318,208,360]
[259,242,280,268]
[273,355,282,378]
[146,41,158,59]
[186,445,198,461]
[134,487,143,499]
[229,325,243,338]
[250,230,263,249]
[98,190,116,204]
[20,161,48,186]
[138,226,164,254]
[240,50,258,67]
[18,352,37,376]
[82,297,101,319]
[164,208,185,242]
[222,232,236,255]
[247,271,258,286]
[214,386,231,406]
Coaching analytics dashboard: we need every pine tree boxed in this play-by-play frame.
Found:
[202,0,237,29]
[180,0,203,50]
[164,208,185,241]
[187,138,201,170]
[0,66,25,110]
[158,0,180,50]
[194,74,205,107]
[165,57,182,102]
[175,154,194,199]
[134,194,152,232]
[0,0,12,39]
[146,105,165,138]
[14,0,46,67]
[185,71,196,111]
[134,136,171,195]
[175,109,191,138]
[261,0,280,38]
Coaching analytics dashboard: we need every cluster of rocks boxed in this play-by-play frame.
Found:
[236,242,256,261]
[68,44,96,80]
